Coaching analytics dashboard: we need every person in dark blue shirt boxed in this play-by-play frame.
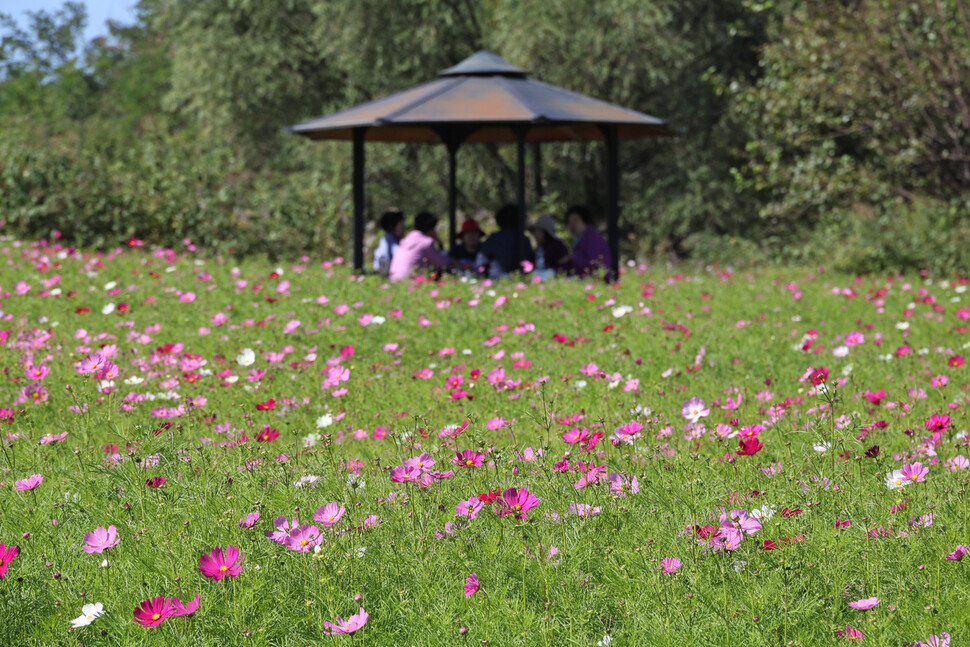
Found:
[475,204,535,278]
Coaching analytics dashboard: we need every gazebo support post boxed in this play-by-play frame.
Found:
[603,125,620,280]
[352,127,367,273]
[515,128,528,269]
[447,141,458,254]
[532,142,543,201]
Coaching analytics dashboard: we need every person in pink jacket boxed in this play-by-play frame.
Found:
[388,212,454,282]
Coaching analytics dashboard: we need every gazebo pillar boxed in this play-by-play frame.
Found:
[515,128,528,269]
[604,125,620,280]
[447,142,458,253]
[352,127,367,272]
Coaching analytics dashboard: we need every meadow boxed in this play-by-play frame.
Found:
[0,235,967,646]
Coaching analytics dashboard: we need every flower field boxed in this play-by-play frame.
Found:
[2,237,969,646]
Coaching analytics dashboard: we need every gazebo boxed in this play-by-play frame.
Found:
[288,51,671,278]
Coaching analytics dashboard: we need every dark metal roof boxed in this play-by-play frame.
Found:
[288,51,671,143]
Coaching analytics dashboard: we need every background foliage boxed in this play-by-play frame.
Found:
[0,0,967,270]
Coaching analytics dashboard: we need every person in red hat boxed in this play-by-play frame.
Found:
[450,219,485,268]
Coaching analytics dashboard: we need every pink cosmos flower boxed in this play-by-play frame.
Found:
[389,464,421,482]
[847,597,879,610]
[660,557,681,574]
[836,624,865,640]
[900,462,928,483]
[945,545,966,560]
[284,524,323,552]
[404,453,436,472]
[265,516,300,544]
[38,431,68,444]
[171,594,200,617]
[313,503,346,527]
[83,525,120,554]
[681,396,710,423]
[464,573,479,597]
[0,543,19,579]
[568,503,601,517]
[455,497,484,519]
[720,509,762,535]
[945,455,969,471]
[453,449,485,468]
[133,596,173,626]
[14,473,43,491]
[198,546,244,581]
[237,512,260,529]
[495,487,539,519]
[919,632,951,647]
[608,472,640,497]
[925,414,950,432]
[322,607,368,635]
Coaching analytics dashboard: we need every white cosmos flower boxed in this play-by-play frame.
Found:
[303,433,321,448]
[895,321,910,331]
[813,441,831,453]
[885,470,908,490]
[316,414,333,428]
[101,303,115,315]
[574,380,587,389]
[832,346,849,357]
[71,602,105,628]
[293,474,321,488]
[611,305,633,318]
[124,376,144,385]
[236,348,255,366]
[750,504,776,521]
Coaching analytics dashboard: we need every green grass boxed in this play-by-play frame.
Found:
[0,240,967,646]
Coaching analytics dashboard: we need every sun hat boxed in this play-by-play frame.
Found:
[456,219,485,238]
[527,215,557,238]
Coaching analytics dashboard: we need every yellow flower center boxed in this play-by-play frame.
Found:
[512,504,522,511]
[465,460,473,465]
[151,613,161,621]
[327,516,334,521]
[219,565,228,571]
[300,539,309,546]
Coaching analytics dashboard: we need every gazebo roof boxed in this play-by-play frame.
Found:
[288,51,670,143]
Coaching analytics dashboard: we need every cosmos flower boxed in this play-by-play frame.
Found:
[83,526,120,554]
[198,546,244,581]
[71,602,105,628]
[322,607,368,635]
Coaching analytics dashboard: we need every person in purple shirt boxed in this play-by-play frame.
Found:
[388,212,454,282]
[560,204,613,281]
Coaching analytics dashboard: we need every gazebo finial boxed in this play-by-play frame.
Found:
[438,51,529,77]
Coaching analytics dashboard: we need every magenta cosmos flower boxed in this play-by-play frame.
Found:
[199,546,244,581]
[495,487,539,519]
[322,607,368,635]
[836,624,865,640]
[453,449,485,468]
[464,573,479,597]
[568,503,601,517]
[133,596,174,626]
[237,511,260,529]
[14,474,43,491]
[945,545,966,560]
[847,597,879,610]
[900,462,929,483]
[83,526,120,554]
[313,503,346,527]
[0,543,19,579]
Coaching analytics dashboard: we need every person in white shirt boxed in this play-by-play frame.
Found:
[373,210,406,274]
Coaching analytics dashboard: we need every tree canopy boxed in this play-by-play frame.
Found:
[0,0,967,271]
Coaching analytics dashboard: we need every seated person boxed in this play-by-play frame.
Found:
[388,212,454,282]
[527,215,569,271]
[475,204,535,278]
[373,210,405,274]
[562,205,613,280]
[450,219,485,269]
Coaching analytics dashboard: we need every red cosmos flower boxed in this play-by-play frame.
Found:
[864,445,880,458]
[255,398,275,411]
[761,539,779,550]
[74,306,91,315]
[477,489,501,503]
[694,525,721,540]
[949,355,965,367]
[117,302,130,313]
[781,506,802,517]
[809,367,829,386]
[256,426,278,442]
[603,325,614,332]
[469,369,481,380]
[145,477,166,488]
[735,438,763,456]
